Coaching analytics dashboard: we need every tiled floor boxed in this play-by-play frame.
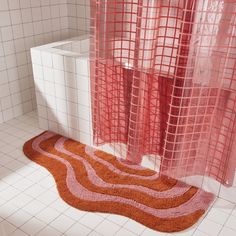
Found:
[0,111,236,236]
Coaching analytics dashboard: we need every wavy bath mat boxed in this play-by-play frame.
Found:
[23,131,214,232]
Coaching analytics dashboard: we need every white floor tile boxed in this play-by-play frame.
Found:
[8,193,33,208]
[20,217,46,236]
[24,184,46,198]
[7,209,32,228]
[10,229,29,236]
[0,181,9,192]
[218,226,236,236]
[95,212,110,219]
[206,207,229,225]
[115,228,137,236]
[50,214,75,233]
[49,199,69,213]
[0,154,14,165]
[12,177,34,191]
[95,219,120,235]
[231,206,236,216]
[15,165,36,177]
[26,170,48,183]
[198,218,222,236]
[192,230,209,236]
[38,176,56,189]
[36,226,62,236]
[79,213,104,229]
[106,214,129,226]
[88,231,103,236]
[4,160,25,171]
[65,222,92,236]
[212,198,235,215]
[225,214,236,230]
[22,200,47,215]
[63,207,87,221]
[141,228,167,236]
[0,221,17,235]
[36,190,59,206]
[173,227,196,236]
[0,197,7,207]
[2,173,22,186]
[123,219,146,235]
[1,186,20,201]
[0,166,13,179]
[1,202,19,218]
[35,207,61,224]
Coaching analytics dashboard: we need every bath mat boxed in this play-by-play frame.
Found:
[23,131,214,232]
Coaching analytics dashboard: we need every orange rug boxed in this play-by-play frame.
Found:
[23,131,214,232]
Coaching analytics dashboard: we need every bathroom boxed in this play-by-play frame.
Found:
[0,0,236,235]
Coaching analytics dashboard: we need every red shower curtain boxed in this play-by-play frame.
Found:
[90,0,236,186]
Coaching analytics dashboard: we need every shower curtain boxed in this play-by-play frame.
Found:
[90,0,236,186]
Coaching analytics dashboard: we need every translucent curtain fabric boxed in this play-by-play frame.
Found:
[90,0,236,186]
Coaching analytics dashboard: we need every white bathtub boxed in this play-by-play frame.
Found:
[31,36,92,142]
[30,35,129,159]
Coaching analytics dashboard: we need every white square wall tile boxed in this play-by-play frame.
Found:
[31,0,41,7]
[21,8,33,23]
[44,67,54,82]
[8,0,20,10]
[0,12,11,27]
[31,49,42,65]
[3,41,15,55]
[1,27,13,41]
[0,84,10,98]
[1,96,12,110]
[53,54,64,70]
[42,52,53,67]
[23,22,34,37]
[32,7,42,21]
[64,56,76,73]
[10,10,22,24]
[0,0,9,11]
[76,57,89,76]
[12,24,24,39]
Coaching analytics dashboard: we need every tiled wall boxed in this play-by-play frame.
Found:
[0,0,89,124]
[67,0,90,36]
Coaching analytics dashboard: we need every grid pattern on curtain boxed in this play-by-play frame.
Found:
[90,0,236,186]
